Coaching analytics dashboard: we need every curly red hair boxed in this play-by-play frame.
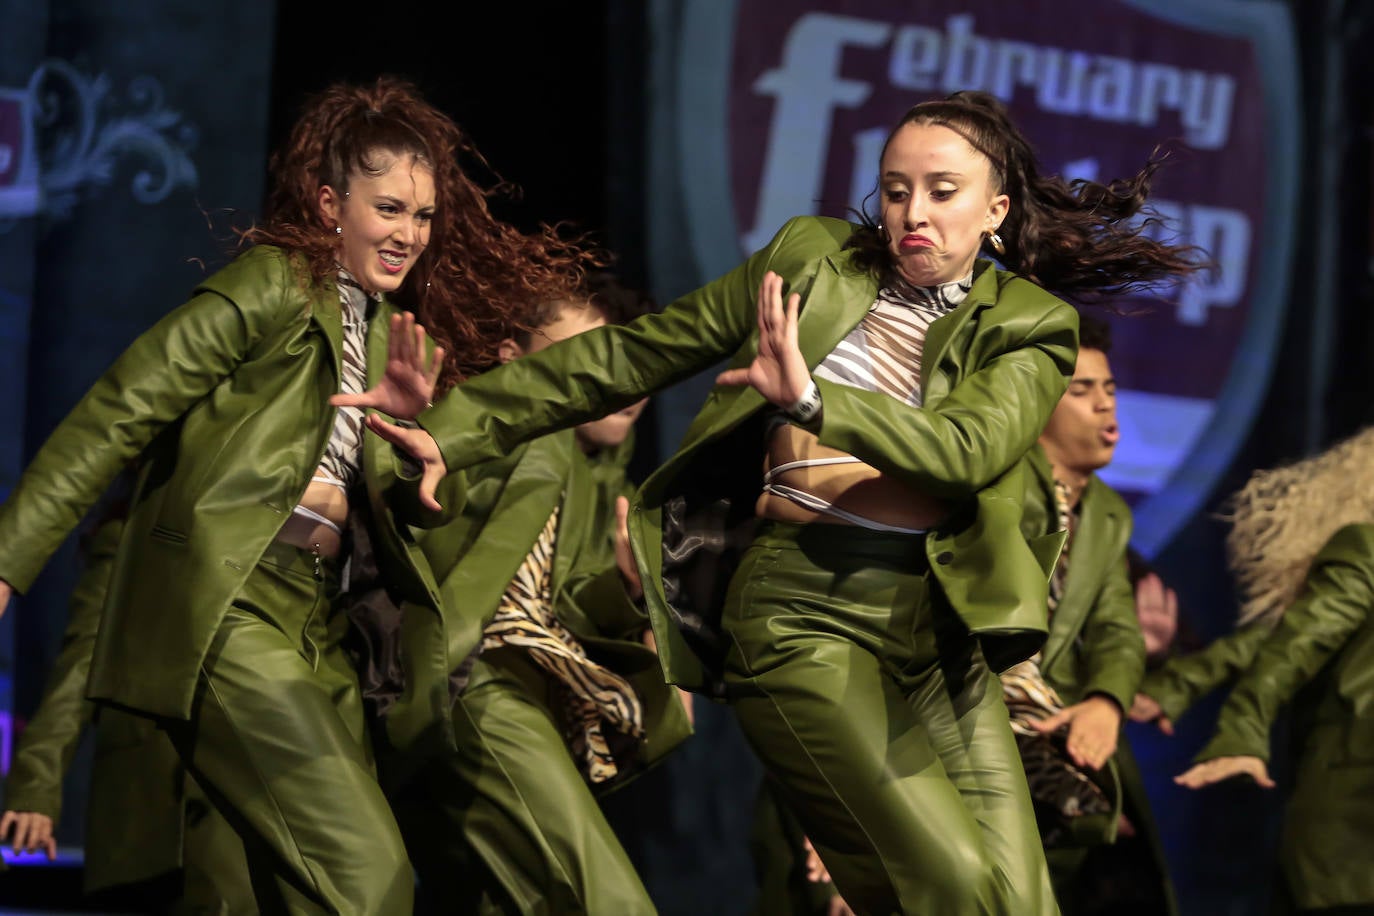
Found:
[244,77,598,388]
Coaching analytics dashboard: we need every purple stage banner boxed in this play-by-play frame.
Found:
[650,0,1298,555]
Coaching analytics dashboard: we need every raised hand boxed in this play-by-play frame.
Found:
[715,271,811,409]
[1135,572,1179,661]
[0,810,56,860]
[1175,755,1274,790]
[1029,695,1122,771]
[362,414,448,511]
[331,312,446,420]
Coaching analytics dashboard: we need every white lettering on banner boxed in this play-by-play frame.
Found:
[887,15,1236,149]
[1148,200,1251,325]
[751,12,1248,325]
[747,13,891,251]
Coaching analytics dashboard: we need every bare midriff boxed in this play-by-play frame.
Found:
[275,477,349,557]
[755,423,950,531]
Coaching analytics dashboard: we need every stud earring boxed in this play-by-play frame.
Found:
[335,226,342,236]
[986,230,1005,256]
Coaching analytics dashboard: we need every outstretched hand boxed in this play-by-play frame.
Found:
[0,810,56,860]
[1175,755,1274,790]
[331,312,445,420]
[715,271,810,409]
[1029,695,1121,771]
[362,415,448,511]
[1128,692,1174,735]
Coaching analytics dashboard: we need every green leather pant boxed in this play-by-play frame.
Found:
[394,646,654,915]
[722,522,1057,916]
[165,541,412,915]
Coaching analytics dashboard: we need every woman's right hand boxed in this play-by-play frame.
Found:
[1175,755,1274,790]
[332,312,445,421]
[1128,692,1174,735]
[0,580,12,619]
[0,810,57,860]
[715,271,811,409]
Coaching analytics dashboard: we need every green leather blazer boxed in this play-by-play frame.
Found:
[378,428,690,780]
[1020,445,1145,713]
[1181,523,1374,909]
[418,216,1079,691]
[2,518,187,893]
[0,247,443,721]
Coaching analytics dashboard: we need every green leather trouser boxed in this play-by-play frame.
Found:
[165,541,413,915]
[722,522,1058,916]
[393,646,654,916]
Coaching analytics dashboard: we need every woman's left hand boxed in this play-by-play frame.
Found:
[332,312,445,421]
[1030,695,1121,771]
[715,271,810,409]
[1175,755,1274,790]
[361,415,449,511]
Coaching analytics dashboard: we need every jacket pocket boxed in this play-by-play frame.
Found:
[149,525,188,545]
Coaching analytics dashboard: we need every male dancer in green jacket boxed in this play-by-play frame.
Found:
[1007,312,1174,915]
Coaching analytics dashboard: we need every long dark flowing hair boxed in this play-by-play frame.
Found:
[847,90,1205,297]
[243,77,599,390]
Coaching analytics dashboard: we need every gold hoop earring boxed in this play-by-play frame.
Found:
[986,230,1005,256]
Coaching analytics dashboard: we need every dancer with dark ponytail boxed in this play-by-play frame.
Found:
[346,90,1203,914]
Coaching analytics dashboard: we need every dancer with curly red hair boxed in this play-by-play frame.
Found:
[0,77,592,914]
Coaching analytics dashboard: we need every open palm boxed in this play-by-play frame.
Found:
[716,271,810,408]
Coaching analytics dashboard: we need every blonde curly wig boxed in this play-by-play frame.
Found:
[1226,426,1374,625]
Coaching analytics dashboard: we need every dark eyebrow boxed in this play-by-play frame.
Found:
[926,171,965,181]
[1070,375,1117,385]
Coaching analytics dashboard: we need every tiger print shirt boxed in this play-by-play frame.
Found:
[481,506,645,784]
[316,270,375,490]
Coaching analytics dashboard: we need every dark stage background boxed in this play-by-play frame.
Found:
[1,1,1373,913]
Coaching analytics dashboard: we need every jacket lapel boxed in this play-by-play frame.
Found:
[311,275,345,382]
[794,255,878,369]
[920,260,997,407]
[1042,476,1117,669]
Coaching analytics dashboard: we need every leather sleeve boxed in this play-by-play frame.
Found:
[418,217,848,472]
[3,519,122,819]
[808,298,1079,499]
[1197,525,1374,762]
[0,249,296,592]
[1139,622,1272,722]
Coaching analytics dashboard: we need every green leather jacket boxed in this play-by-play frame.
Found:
[0,247,443,722]
[1020,445,1145,713]
[1021,446,1176,913]
[417,216,1079,691]
[385,428,690,783]
[2,518,188,892]
[1180,523,1374,909]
